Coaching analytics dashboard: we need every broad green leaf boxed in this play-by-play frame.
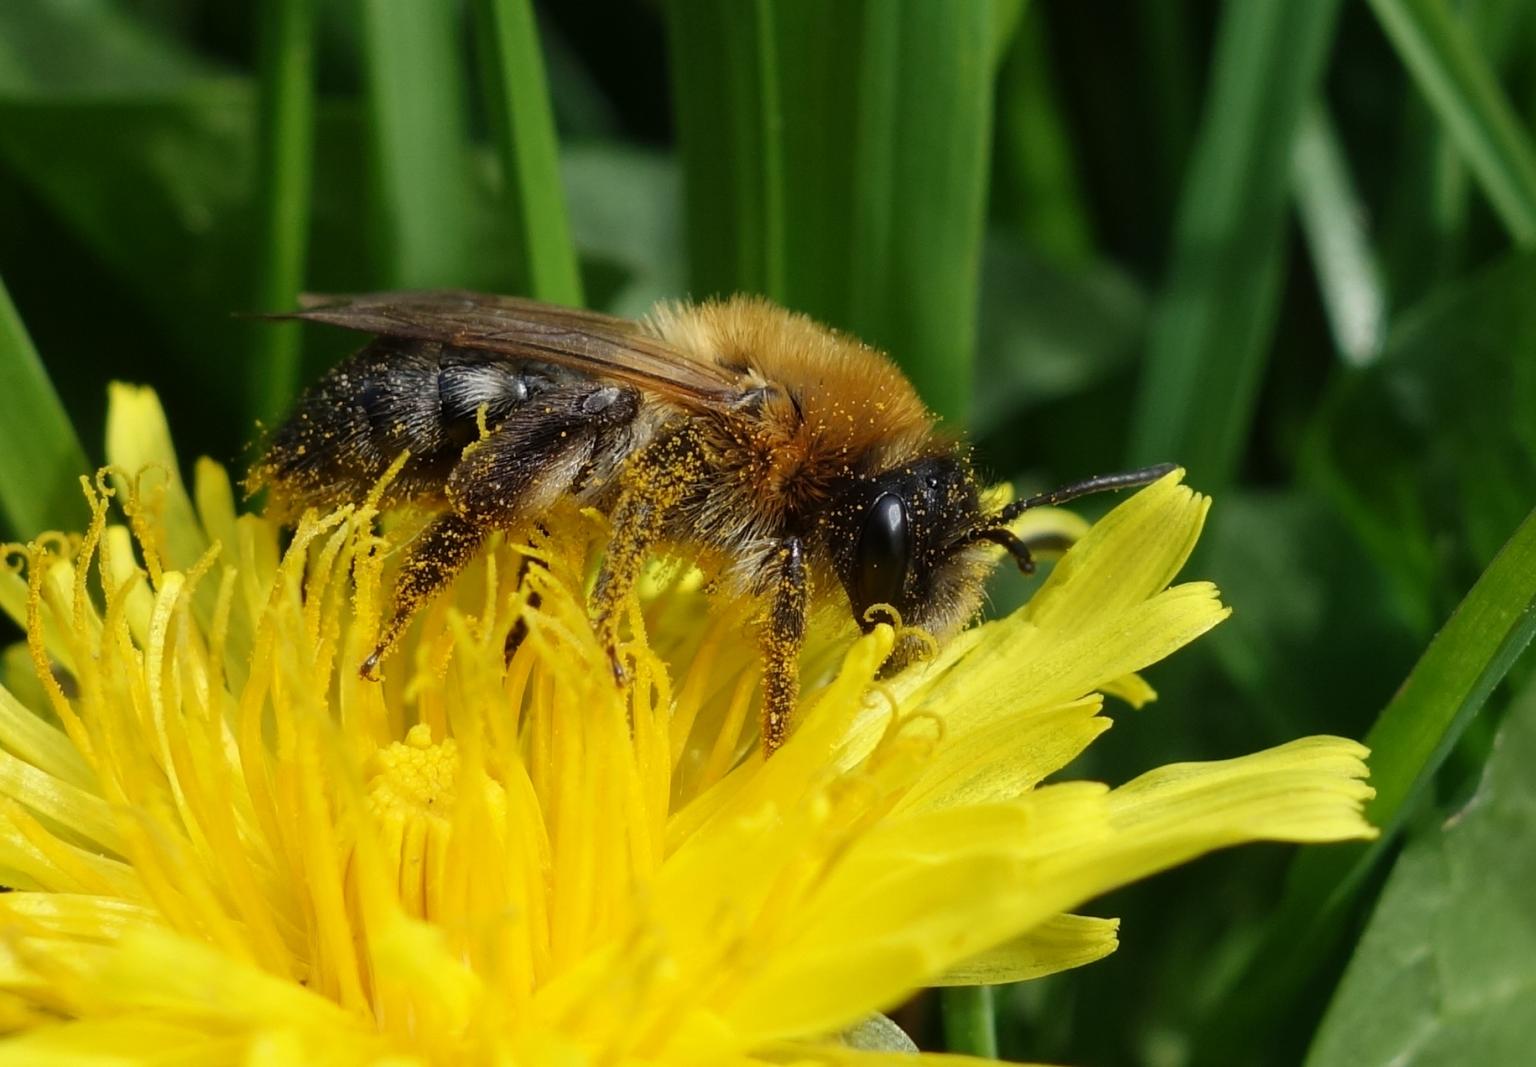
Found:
[1366,0,1536,245]
[1127,0,1341,489]
[358,0,476,288]
[249,0,316,424]
[472,0,583,306]
[1306,676,1536,1066]
[0,275,90,539]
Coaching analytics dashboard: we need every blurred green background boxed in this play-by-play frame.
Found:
[2,1,1535,1064]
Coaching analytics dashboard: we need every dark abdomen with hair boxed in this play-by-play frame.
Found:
[251,337,572,514]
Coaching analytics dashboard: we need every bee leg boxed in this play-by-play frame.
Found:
[591,429,706,684]
[759,536,808,756]
[366,386,638,677]
[364,511,488,678]
[503,534,549,661]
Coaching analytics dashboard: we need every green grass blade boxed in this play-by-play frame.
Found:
[1136,0,1198,207]
[992,2,1095,265]
[1195,501,1536,1062]
[667,1,991,424]
[1291,105,1387,367]
[941,986,998,1057]
[249,0,314,424]
[1367,0,1536,246]
[471,0,583,306]
[847,0,992,425]
[1126,0,1341,489]
[665,0,784,301]
[1298,501,1536,906]
[0,275,90,538]
[358,0,475,288]
[771,0,867,324]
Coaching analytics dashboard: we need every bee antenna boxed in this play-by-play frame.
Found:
[970,528,1037,575]
[986,463,1178,528]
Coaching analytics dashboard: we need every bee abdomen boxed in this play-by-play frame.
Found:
[254,338,566,513]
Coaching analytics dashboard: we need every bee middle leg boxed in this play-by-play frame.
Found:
[759,536,807,755]
[590,427,706,683]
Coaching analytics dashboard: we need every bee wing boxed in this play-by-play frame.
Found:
[273,290,747,407]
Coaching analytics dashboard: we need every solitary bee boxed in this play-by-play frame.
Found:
[252,292,1171,753]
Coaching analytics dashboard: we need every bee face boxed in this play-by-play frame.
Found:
[825,453,991,649]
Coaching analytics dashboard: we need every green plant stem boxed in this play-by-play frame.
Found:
[249,0,315,424]
[471,0,583,305]
[0,275,90,539]
[941,985,998,1057]
[1366,0,1536,246]
[1196,500,1536,1063]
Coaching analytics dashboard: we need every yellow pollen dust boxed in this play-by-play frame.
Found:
[368,724,460,821]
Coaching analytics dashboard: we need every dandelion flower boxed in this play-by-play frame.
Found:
[0,385,1375,1064]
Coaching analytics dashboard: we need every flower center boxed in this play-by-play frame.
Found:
[369,724,460,819]
[366,724,459,920]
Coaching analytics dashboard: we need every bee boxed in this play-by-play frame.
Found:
[251,292,1172,753]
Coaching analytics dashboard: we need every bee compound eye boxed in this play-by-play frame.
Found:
[854,492,911,624]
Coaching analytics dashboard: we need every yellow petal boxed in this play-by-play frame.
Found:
[0,748,121,855]
[0,684,93,790]
[894,696,1109,812]
[1019,737,1377,919]
[0,893,153,942]
[912,580,1228,743]
[105,383,206,575]
[1027,468,1206,629]
[933,913,1120,984]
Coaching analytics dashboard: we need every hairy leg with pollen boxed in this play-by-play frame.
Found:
[759,536,807,755]
[363,385,637,677]
[590,427,706,683]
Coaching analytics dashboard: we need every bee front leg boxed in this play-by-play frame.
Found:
[590,429,705,684]
[759,536,807,755]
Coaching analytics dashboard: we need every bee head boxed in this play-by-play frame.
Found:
[825,458,1179,673]
[824,454,994,669]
